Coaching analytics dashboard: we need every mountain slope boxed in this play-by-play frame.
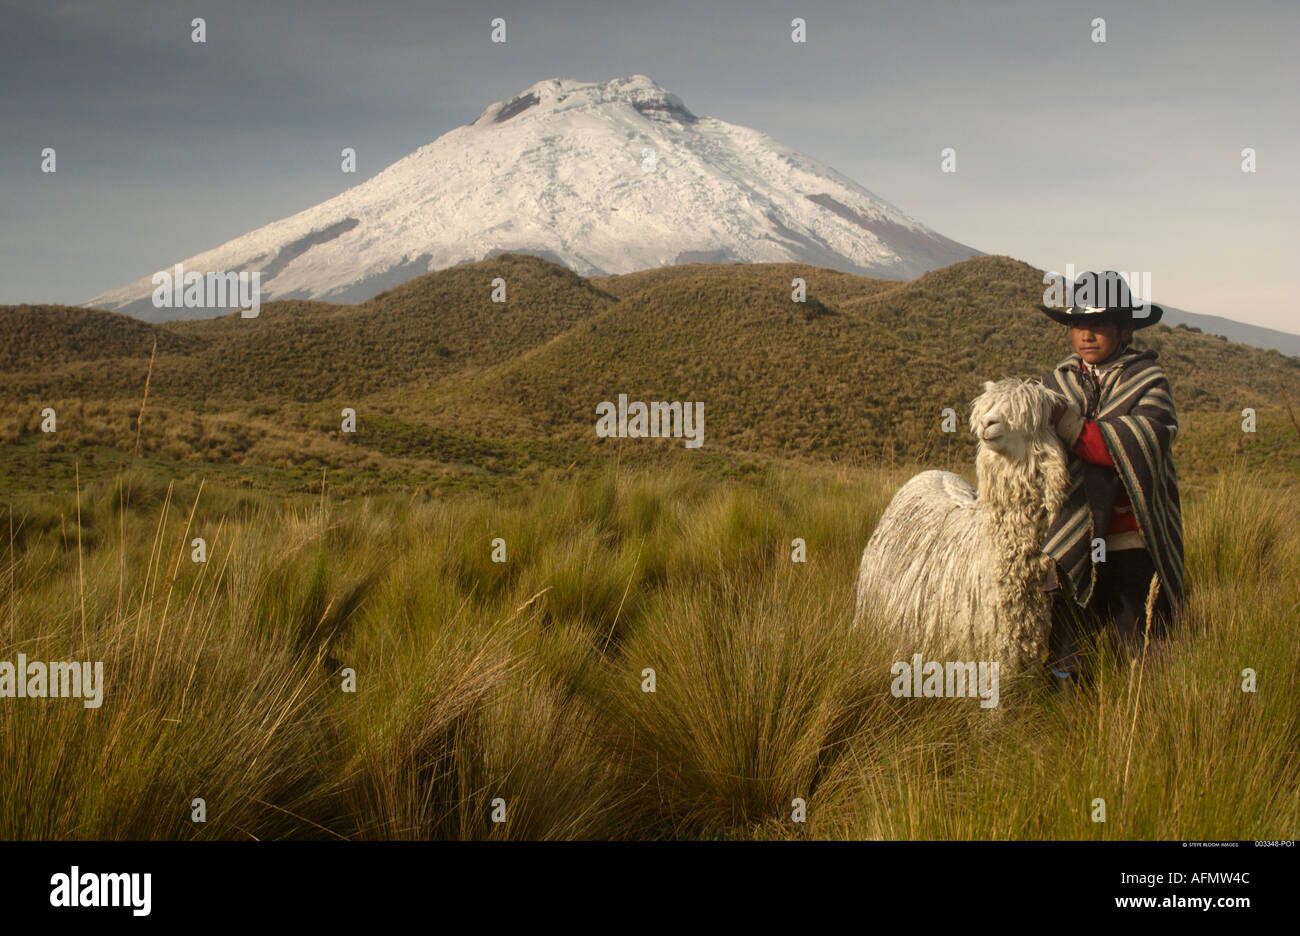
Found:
[1159,306,1300,359]
[4,255,615,405]
[7,255,1299,493]
[425,256,1300,458]
[86,75,980,321]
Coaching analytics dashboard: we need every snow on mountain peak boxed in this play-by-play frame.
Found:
[88,75,979,321]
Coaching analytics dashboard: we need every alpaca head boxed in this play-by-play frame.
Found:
[969,378,1070,520]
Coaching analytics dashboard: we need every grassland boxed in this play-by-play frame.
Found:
[4,254,1300,498]
[2,254,1298,839]
[1,456,1296,840]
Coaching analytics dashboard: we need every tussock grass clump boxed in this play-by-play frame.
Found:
[0,483,335,839]
[603,571,888,838]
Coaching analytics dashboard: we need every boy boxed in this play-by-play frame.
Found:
[1037,271,1185,677]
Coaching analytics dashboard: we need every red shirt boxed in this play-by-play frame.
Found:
[1073,420,1139,534]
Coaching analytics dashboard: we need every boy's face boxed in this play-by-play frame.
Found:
[1069,321,1134,365]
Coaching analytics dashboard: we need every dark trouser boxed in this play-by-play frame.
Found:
[1047,548,1172,674]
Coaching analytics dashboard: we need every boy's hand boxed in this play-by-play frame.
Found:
[1050,398,1085,447]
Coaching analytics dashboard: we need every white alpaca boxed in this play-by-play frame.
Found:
[852,378,1071,675]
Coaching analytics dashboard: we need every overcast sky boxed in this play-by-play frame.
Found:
[3,0,1296,332]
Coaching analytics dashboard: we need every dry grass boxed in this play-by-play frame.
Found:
[1,460,1296,840]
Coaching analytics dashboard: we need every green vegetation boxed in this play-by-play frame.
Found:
[3,253,1299,496]
[0,461,1295,839]
[2,255,1297,839]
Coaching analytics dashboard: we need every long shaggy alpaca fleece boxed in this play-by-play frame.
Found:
[852,378,1070,675]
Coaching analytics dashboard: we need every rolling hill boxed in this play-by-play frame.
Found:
[3,253,1299,494]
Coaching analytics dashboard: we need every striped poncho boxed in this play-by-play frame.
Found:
[1042,348,1185,614]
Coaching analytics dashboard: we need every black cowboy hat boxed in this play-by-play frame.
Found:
[1038,270,1163,329]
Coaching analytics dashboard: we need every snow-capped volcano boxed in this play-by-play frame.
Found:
[89,75,980,320]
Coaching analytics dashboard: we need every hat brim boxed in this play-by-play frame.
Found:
[1038,304,1163,329]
